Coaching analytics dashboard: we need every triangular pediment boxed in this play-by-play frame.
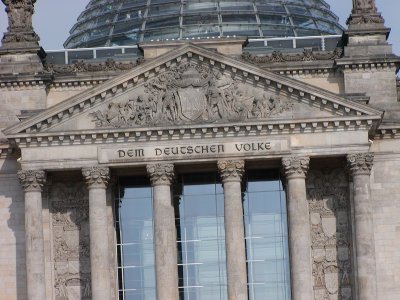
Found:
[4,43,383,142]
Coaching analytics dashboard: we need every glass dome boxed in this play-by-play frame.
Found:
[64,0,343,49]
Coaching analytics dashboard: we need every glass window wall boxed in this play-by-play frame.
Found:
[243,170,291,300]
[115,177,156,300]
[115,169,290,300]
[175,173,227,300]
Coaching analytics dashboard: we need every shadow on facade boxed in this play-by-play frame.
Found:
[3,155,27,300]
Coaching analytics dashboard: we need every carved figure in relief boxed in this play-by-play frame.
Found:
[162,88,183,122]
[313,262,325,287]
[90,61,293,128]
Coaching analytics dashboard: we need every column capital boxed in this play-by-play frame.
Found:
[282,155,310,179]
[17,169,46,192]
[347,153,374,176]
[82,166,110,189]
[217,160,245,183]
[147,163,174,186]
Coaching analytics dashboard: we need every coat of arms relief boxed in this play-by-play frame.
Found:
[307,169,353,300]
[90,61,293,128]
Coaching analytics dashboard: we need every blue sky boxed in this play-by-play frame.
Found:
[0,0,398,54]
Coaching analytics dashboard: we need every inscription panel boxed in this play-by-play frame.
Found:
[98,138,290,163]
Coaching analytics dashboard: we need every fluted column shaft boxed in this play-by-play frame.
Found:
[18,170,47,300]
[82,167,111,300]
[218,160,248,300]
[147,163,179,300]
[282,156,313,300]
[347,153,376,299]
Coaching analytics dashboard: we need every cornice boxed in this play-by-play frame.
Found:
[6,115,381,148]
[336,57,400,71]
[3,44,383,136]
[0,73,51,90]
[375,124,400,139]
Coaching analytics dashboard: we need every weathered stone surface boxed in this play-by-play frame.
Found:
[1,0,400,297]
[50,181,91,300]
[147,163,179,300]
[218,160,247,300]
[282,155,313,300]
[307,168,353,300]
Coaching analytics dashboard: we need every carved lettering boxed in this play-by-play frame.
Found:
[100,140,287,163]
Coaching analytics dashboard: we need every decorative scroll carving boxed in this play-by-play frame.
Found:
[82,167,110,188]
[217,160,245,182]
[1,0,40,47]
[50,182,91,300]
[147,163,174,186]
[90,61,293,128]
[346,153,374,176]
[307,169,353,300]
[282,156,310,179]
[17,169,46,192]
[242,48,344,64]
[44,58,144,75]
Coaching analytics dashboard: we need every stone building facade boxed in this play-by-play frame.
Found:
[0,0,400,300]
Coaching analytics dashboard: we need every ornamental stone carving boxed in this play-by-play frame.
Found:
[45,58,143,75]
[347,0,384,25]
[90,61,293,128]
[50,182,91,300]
[17,169,46,192]
[82,167,110,188]
[282,156,310,179]
[346,153,374,176]
[1,0,40,47]
[352,0,378,13]
[147,163,175,186]
[242,48,343,64]
[217,160,245,182]
[306,169,353,300]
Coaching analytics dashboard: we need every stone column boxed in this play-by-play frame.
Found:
[217,160,248,300]
[82,166,111,300]
[18,170,47,300]
[146,163,179,300]
[282,156,313,300]
[347,153,376,299]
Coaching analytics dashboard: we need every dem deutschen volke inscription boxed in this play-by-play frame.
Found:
[98,139,290,163]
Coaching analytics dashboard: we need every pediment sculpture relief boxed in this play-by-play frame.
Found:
[90,62,293,128]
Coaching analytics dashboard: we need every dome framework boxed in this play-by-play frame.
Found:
[64,0,343,49]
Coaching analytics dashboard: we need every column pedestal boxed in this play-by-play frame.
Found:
[218,160,248,300]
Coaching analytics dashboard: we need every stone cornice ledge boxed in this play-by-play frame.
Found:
[375,124,400,139]
[5,115,382,148]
